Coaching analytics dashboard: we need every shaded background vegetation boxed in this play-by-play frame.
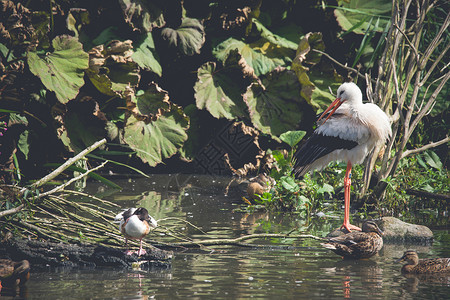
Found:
[0,0,448,215]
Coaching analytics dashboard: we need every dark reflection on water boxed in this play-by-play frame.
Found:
[12,174,450,299]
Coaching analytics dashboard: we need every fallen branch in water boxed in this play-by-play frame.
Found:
[152,233,326,249]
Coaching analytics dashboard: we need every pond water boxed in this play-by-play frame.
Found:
[6,174,450,299]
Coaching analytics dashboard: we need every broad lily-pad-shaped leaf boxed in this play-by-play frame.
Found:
[213,37,294,76]
[252,19,298,50]
[244,67,308,138]
[160,18,205,56]
[132,33,162,76]
[119,0,165,32]
[86,40,140,96]
[124,105,189,166]
[27,35,89,103]
[64,97,108,152]
[291,32,342,111]
[334,0,392,34]
[194,61,248,120]
[126,83,170,122]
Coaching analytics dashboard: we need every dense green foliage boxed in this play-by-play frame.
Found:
[0,0,395,179]
[0,0,448,217]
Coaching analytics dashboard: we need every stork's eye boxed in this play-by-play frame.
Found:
[339,90,344,96]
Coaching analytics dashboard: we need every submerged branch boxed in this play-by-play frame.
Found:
[153,233,326,248]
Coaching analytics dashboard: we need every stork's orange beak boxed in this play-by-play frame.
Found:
[317,98,344,123]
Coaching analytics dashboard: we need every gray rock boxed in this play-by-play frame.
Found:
[326,217,434,245]
[376,217,433,244]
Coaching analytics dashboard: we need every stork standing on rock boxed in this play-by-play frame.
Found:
[294,82,391,232]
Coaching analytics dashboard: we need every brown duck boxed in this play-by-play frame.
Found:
[396,250,450,274]
[0,259,30,290]
[321,220,383,259]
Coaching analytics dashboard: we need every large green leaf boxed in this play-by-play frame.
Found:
[291,32,342,111]
[27,35,89,104]
[86,40,140,96]
[213,37,294,76]
[194,61,247,120]
[334,0,392,34]
[252,19,298,50]
[279,130,306,148]
[127,83,171,121]
[124,105,189,167]
[132,33,162,76]
[244,67,307,138]
[119,0,165,32]
[64,97,108,152]
[160,18,205,56]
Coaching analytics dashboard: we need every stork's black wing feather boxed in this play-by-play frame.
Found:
[293,133,358,177]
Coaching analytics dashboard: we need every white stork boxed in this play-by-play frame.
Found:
[294,82,391,232]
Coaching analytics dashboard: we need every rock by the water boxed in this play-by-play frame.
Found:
[376,217,433,244]
[326,217,433,244]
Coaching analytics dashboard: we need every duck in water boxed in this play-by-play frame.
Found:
[396,250,450,274]
[321,220,383,259]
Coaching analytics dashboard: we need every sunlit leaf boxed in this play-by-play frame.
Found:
[334,0,392,34]
[126,83,171,121]
[86,41,140,96]
[18,130,30,160]
[124,105,189,167]
[118,0,165,32]
[317,183,334,196]
[244,67,308,138]
[422,151,442,170]
[252,19,298,50]
[280,130,306,148]
[280,176,298,192]
[160,18,205,56]
[213,37,294,76]
[291,32,342,111]
[194,61,247,120]
[27,35,89,103]
[132,32,162,76]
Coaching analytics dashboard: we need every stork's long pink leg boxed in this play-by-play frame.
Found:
[340,161,361,232]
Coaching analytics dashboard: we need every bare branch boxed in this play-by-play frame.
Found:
[401,136,450,159]
[0,204,25,218]
[38,161,108,198]
[312,49,376,84]
[25,138,107,192]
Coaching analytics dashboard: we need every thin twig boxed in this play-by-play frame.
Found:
[0,204,25,218]
[27,138,107,191]
[38,161,108,198]
[401,136,450,159]
[312,49,376,84]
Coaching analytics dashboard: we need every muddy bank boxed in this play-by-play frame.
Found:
[1,238,173,269]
